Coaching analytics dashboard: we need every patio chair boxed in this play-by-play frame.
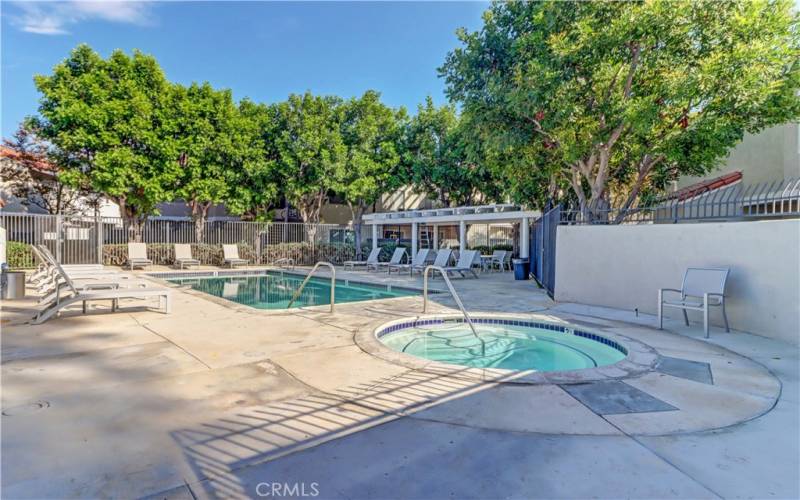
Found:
[32,260,171,324]
[442,250,480,278]
[128,243,152,270]
[343,247,381,270]
[658,267,731,338]
[487,250,508,272]
[415,248,453,276]
[223,244,248,268]
[388,249,431,275]
[368,247,406,271]
[33,245,146,304]
[174,244,200,269]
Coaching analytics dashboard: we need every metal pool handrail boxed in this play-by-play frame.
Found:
[422,266,483,354]
[287,262,335,312]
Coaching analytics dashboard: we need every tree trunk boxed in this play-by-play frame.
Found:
[117,197,146,242]
[296,189,326,243]
[348,201,366,259]
[189,200,211,243]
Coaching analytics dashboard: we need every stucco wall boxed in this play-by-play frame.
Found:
[677,122,799,189]
[554,220,800,343]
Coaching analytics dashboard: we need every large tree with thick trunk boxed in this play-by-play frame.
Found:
[441,0,800,221]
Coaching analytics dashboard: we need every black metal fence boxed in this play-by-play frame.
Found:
[561,178,800,225]
[531,205,560,297]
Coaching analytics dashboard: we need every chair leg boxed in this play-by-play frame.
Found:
[682,309,690,326]
[703,294,710,338]
[657,290,663,329]
[721,300,730,332]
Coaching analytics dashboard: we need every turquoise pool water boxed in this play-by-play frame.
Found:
[167,272,418,309]
[379,321,626,371]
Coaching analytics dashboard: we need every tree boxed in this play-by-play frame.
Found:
[336,90,405,258]
[234,99,281,221]
[1,124,92,215]
[401,97,495,207]
[272,92,346,238]
[29,44,180,239]
[441,0,800,221]
[169,83,271,241]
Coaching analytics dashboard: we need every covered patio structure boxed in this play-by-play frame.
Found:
[363,204,540,259]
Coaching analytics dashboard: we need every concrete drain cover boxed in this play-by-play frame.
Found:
[656,356,713,385]
[2,400,50,416]
[561,381,677,415]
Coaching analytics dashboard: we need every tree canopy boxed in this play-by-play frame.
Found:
[441,0,800,219]
[30,44,180,237]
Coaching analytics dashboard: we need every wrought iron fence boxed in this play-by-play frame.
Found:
[466,223,515,249]
[0,213,354,267]
[560,178,800,225]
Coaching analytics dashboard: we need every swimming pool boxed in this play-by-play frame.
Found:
[377,317,627,372]
[166,272,419,309]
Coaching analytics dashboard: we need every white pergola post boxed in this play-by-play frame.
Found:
[372,224,378,252]
[432,224,439,250]
[411,222,418,257]
[459,220,467,250]
[520,217,530,258]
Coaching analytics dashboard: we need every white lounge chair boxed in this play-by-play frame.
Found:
[174,244,200,269]
[368,247,406,271]
[33,245,146,304]
[30,245,108,285]
[128,243,152,270]
[658,267,730,338]
[442,250,480,278]
[223,244,248,268]
[32,260,171,324]
[343,247,381,270]
[415,249,453,276]
[389,249,431,275]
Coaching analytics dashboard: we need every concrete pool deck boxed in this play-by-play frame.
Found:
[1,266,797,499]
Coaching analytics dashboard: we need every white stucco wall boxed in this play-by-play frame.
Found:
[554,220,800,343]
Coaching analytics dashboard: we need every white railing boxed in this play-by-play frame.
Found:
[0,213,354,266]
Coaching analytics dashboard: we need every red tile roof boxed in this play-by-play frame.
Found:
[0,145,57,172]
[666,171,743,202]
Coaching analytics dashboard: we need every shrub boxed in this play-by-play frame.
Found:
[6,241,35,269]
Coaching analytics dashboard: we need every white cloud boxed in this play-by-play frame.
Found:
[9,1,154,36]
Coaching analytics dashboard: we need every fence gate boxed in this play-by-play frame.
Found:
[531,205,560,297]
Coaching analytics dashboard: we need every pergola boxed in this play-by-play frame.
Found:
[363,204,540,259]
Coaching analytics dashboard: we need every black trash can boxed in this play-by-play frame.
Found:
[513,258,530,280]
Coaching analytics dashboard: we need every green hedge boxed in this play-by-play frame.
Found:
[6,241,35,269]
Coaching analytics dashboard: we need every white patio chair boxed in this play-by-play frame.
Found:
[32,260,171,324]
[488,250,508,272]
[658,267,731,338]
[389,249,431,275]
[368,247,406,271]
[128,243,152,270]
[223,244,248,268]
[442,250,480,278]
[174,244,200,269]
[417,249,453,276]
[343,247,381,270]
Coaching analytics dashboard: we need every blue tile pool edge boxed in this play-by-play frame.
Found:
[375,317,628,356]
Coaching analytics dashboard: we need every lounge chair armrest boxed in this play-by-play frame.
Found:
[82,283,120,290]
[659,288,682,296]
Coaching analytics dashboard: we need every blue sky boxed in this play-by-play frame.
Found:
[1,1,487,137]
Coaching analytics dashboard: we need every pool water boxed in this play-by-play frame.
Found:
[167,272,418,309]
[379,322,626,371]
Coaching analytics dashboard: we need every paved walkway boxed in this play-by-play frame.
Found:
[1,267,797,499]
